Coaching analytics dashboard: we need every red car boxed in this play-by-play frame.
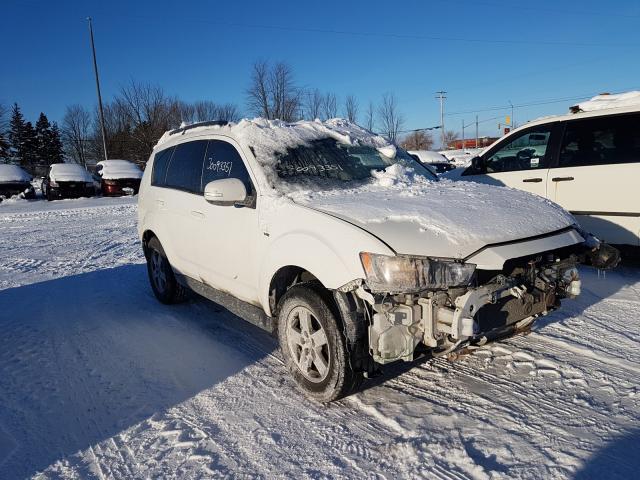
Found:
[96,160,143,197]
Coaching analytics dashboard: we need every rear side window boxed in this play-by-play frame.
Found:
[202,140,253,193]
[151,147,174,186]
[558,114,640,168]
[165,141,208,193]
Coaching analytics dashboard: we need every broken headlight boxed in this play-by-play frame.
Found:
[360,252,475,293]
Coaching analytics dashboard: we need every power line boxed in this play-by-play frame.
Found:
[84,11,639,49]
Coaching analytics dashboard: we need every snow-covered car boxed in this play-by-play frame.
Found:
[138,118,618,402]
[42,163,96,201]
[96,159,143,196]
[407,150,456,174]
[444,92,640,248]
[0,164,35,200]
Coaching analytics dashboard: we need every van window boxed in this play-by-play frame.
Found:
[558,114,640,168]
[165,141,208,193]
[202,140,253,193]
[151,147,175,186]
[483,127,553,173]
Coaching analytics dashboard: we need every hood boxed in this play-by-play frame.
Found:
[290,174,576,260]
[50,165,93,183]
[101,169,143,180]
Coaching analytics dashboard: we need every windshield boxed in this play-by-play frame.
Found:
[275,138,437,186]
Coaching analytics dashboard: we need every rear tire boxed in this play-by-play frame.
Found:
[145,236,187,304]
[278,282,364,402]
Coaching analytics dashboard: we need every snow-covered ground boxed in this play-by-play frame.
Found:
[1,197,639,479]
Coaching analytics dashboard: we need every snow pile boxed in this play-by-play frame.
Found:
[0,164,32,182]
[571,91,640,113]
[370,163,414,187]
[49,164,93,183]
[97,160,142,180]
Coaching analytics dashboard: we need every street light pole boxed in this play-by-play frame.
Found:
[87,17,108,162]
[435,91,447,148]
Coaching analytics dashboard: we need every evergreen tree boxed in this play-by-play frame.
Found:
[0,131,9,162]
[35,112,52,165]
[49,123,64,164]
[22,121,37,169]
[8,103,26,164]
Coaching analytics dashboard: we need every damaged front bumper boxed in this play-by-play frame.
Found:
[355,254,586,365]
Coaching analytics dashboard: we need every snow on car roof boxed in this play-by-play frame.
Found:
[408,150,450,164]
[49,163,93,182]
[97,159,142,180]
[570,91,640,113]
[0,164,32,182]
[156,117,394,188]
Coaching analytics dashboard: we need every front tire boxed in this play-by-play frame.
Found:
[278,283,363,402]
[145,237,187,304]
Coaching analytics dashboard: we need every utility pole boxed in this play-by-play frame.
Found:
[475,115,479,148]
[435,91,447,148]
[87,17,108,162]
[508,100,515,129]
[461,119,465,151]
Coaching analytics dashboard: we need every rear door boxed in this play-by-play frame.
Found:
[461,124,560,197]
[547,113,640,245]
[156,140,209,278]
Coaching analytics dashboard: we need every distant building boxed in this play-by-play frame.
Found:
[448,137,499,150]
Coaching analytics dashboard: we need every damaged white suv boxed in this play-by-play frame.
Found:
[138,118,618,402]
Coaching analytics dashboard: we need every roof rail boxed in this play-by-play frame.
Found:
[168,120,229,136]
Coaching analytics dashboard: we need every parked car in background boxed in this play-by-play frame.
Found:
[444,92,640,249]
[42,163,96,201]
[408,150,456,174]
[138,118,618,402]
[96,159,143,196]
[0,164,36,200]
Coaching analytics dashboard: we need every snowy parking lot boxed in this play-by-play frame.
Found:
[0,197,639,479]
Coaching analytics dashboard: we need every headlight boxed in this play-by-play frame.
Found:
[360,252,475,293]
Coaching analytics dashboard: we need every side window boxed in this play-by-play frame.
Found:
[151,146,175,187]
[165,141,208,193]
[202,140,254,193]
[483,128,553,173]
[558,114,640,168]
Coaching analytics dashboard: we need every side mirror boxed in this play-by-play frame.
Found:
[470,156,485,172]
[204,178,247,206]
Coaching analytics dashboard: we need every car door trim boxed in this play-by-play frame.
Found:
[571,211,640,217]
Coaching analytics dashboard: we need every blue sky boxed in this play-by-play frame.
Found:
[2,0,640,140]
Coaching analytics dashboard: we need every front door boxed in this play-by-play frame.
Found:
[462,125,559,198]
[197,139,261,305]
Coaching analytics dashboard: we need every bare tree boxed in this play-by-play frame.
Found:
[216,103,241,122]
[442,130,459,148]
[246,60,271,118]
[400,130,434,151]
[246,61,301,121]
[108,81,181,163]
[304,88,323,120]
[61,104,92,166]
[377,93,404,142]
[365,101,375,131]
[322,92,338,119]
[344,95,358,123]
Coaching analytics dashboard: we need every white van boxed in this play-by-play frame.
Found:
[445,92,640,247]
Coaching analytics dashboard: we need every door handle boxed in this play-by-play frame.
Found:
[190,210,204,219]
[522,178,543,183]
[552,177,574,182]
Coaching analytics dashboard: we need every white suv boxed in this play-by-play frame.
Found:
[445,92,640,250]
[138,118,617,402]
